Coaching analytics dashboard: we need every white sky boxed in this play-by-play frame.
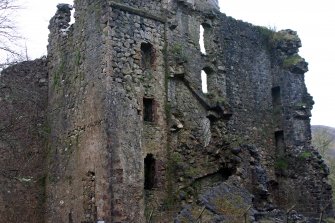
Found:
[219,0,335,128]
[12,0,335,127]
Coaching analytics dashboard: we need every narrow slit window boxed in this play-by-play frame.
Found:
[143,98,154,122]
[201,67,215,94]
[141,42,154,70]
[272,86,281,106]
[201,69,209,93]
[275,131,285,155]
[69,7,76,25]
[144,154,156,190]
[199,25,206,54]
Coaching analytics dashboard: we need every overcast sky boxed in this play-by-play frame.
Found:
[13,0,335,127]
[220,0,335,128]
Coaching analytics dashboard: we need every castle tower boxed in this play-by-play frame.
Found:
[0,0,329,222]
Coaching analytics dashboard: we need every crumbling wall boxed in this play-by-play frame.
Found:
[112,0,165,13]
[106,4,167,222]
[165,1,333,221]
[0,0,333,222]
[269,30,333,218]
[165,2,275,221]
[46,0,168,222]
[46,1,112,222]
[0,59,48,223]
[45,0,334,222]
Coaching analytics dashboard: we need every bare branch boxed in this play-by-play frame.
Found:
[0,0,23,69]
[312,127,335,157]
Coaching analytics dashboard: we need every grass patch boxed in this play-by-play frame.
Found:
[325,218,335,223]
[171,43,183,55]
[282,54,303,68]
[171,43,187,63]
[257,26,276,39]
[299,151,312,160]
[215,195,248,223]
[271,30,297,42]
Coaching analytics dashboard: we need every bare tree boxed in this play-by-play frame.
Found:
[312,127,335,206]
[312,127,335,157]
[0,0,24,69]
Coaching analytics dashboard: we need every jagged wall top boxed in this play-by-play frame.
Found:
[105,0,219,14]
[177,0,220,11]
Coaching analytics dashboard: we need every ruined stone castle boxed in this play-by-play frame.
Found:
[0,0,333,222]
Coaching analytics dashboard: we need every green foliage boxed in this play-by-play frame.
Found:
[216,96,226,105]
[171,43,183,55]
[171,43,187,63]
[52,70,60,89]
[165,102,172,119]
[257,26,276,39]
[271,30,297,42]
[166,151,180,207]
[37,175,47,205]
[75,50,81,66]
[37,175,47,188]
[325,217,335,223]
[185,166,201,178]
[215,194,248,223]
[38,123,51,139]
[224,134,244,148]
[275,157,288,170]
[52,60,65,89]
[171,152,183,163]
[282,55,303,68]
[299,151,312,160]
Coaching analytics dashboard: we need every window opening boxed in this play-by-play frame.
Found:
[68,212,73,223]
[219,166,235,181]
[275,130,285,155]
[141,42,154,70]
[272,86,281,107]
[201,70,208,93]
[69,6,75,25]
[143,98,154,122]
[201,67,213,94]
[144,154,156,190]
[199,25,206,54]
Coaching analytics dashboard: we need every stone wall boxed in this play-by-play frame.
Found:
[0,0,333,222]
[46,1,168,222]
[0,59,48,223]
[46,1,112,222]
[106,5,167,222]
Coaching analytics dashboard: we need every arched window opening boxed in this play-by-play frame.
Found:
[144,154,156,190]
[199,25,206,54]
[141,42,154,70]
